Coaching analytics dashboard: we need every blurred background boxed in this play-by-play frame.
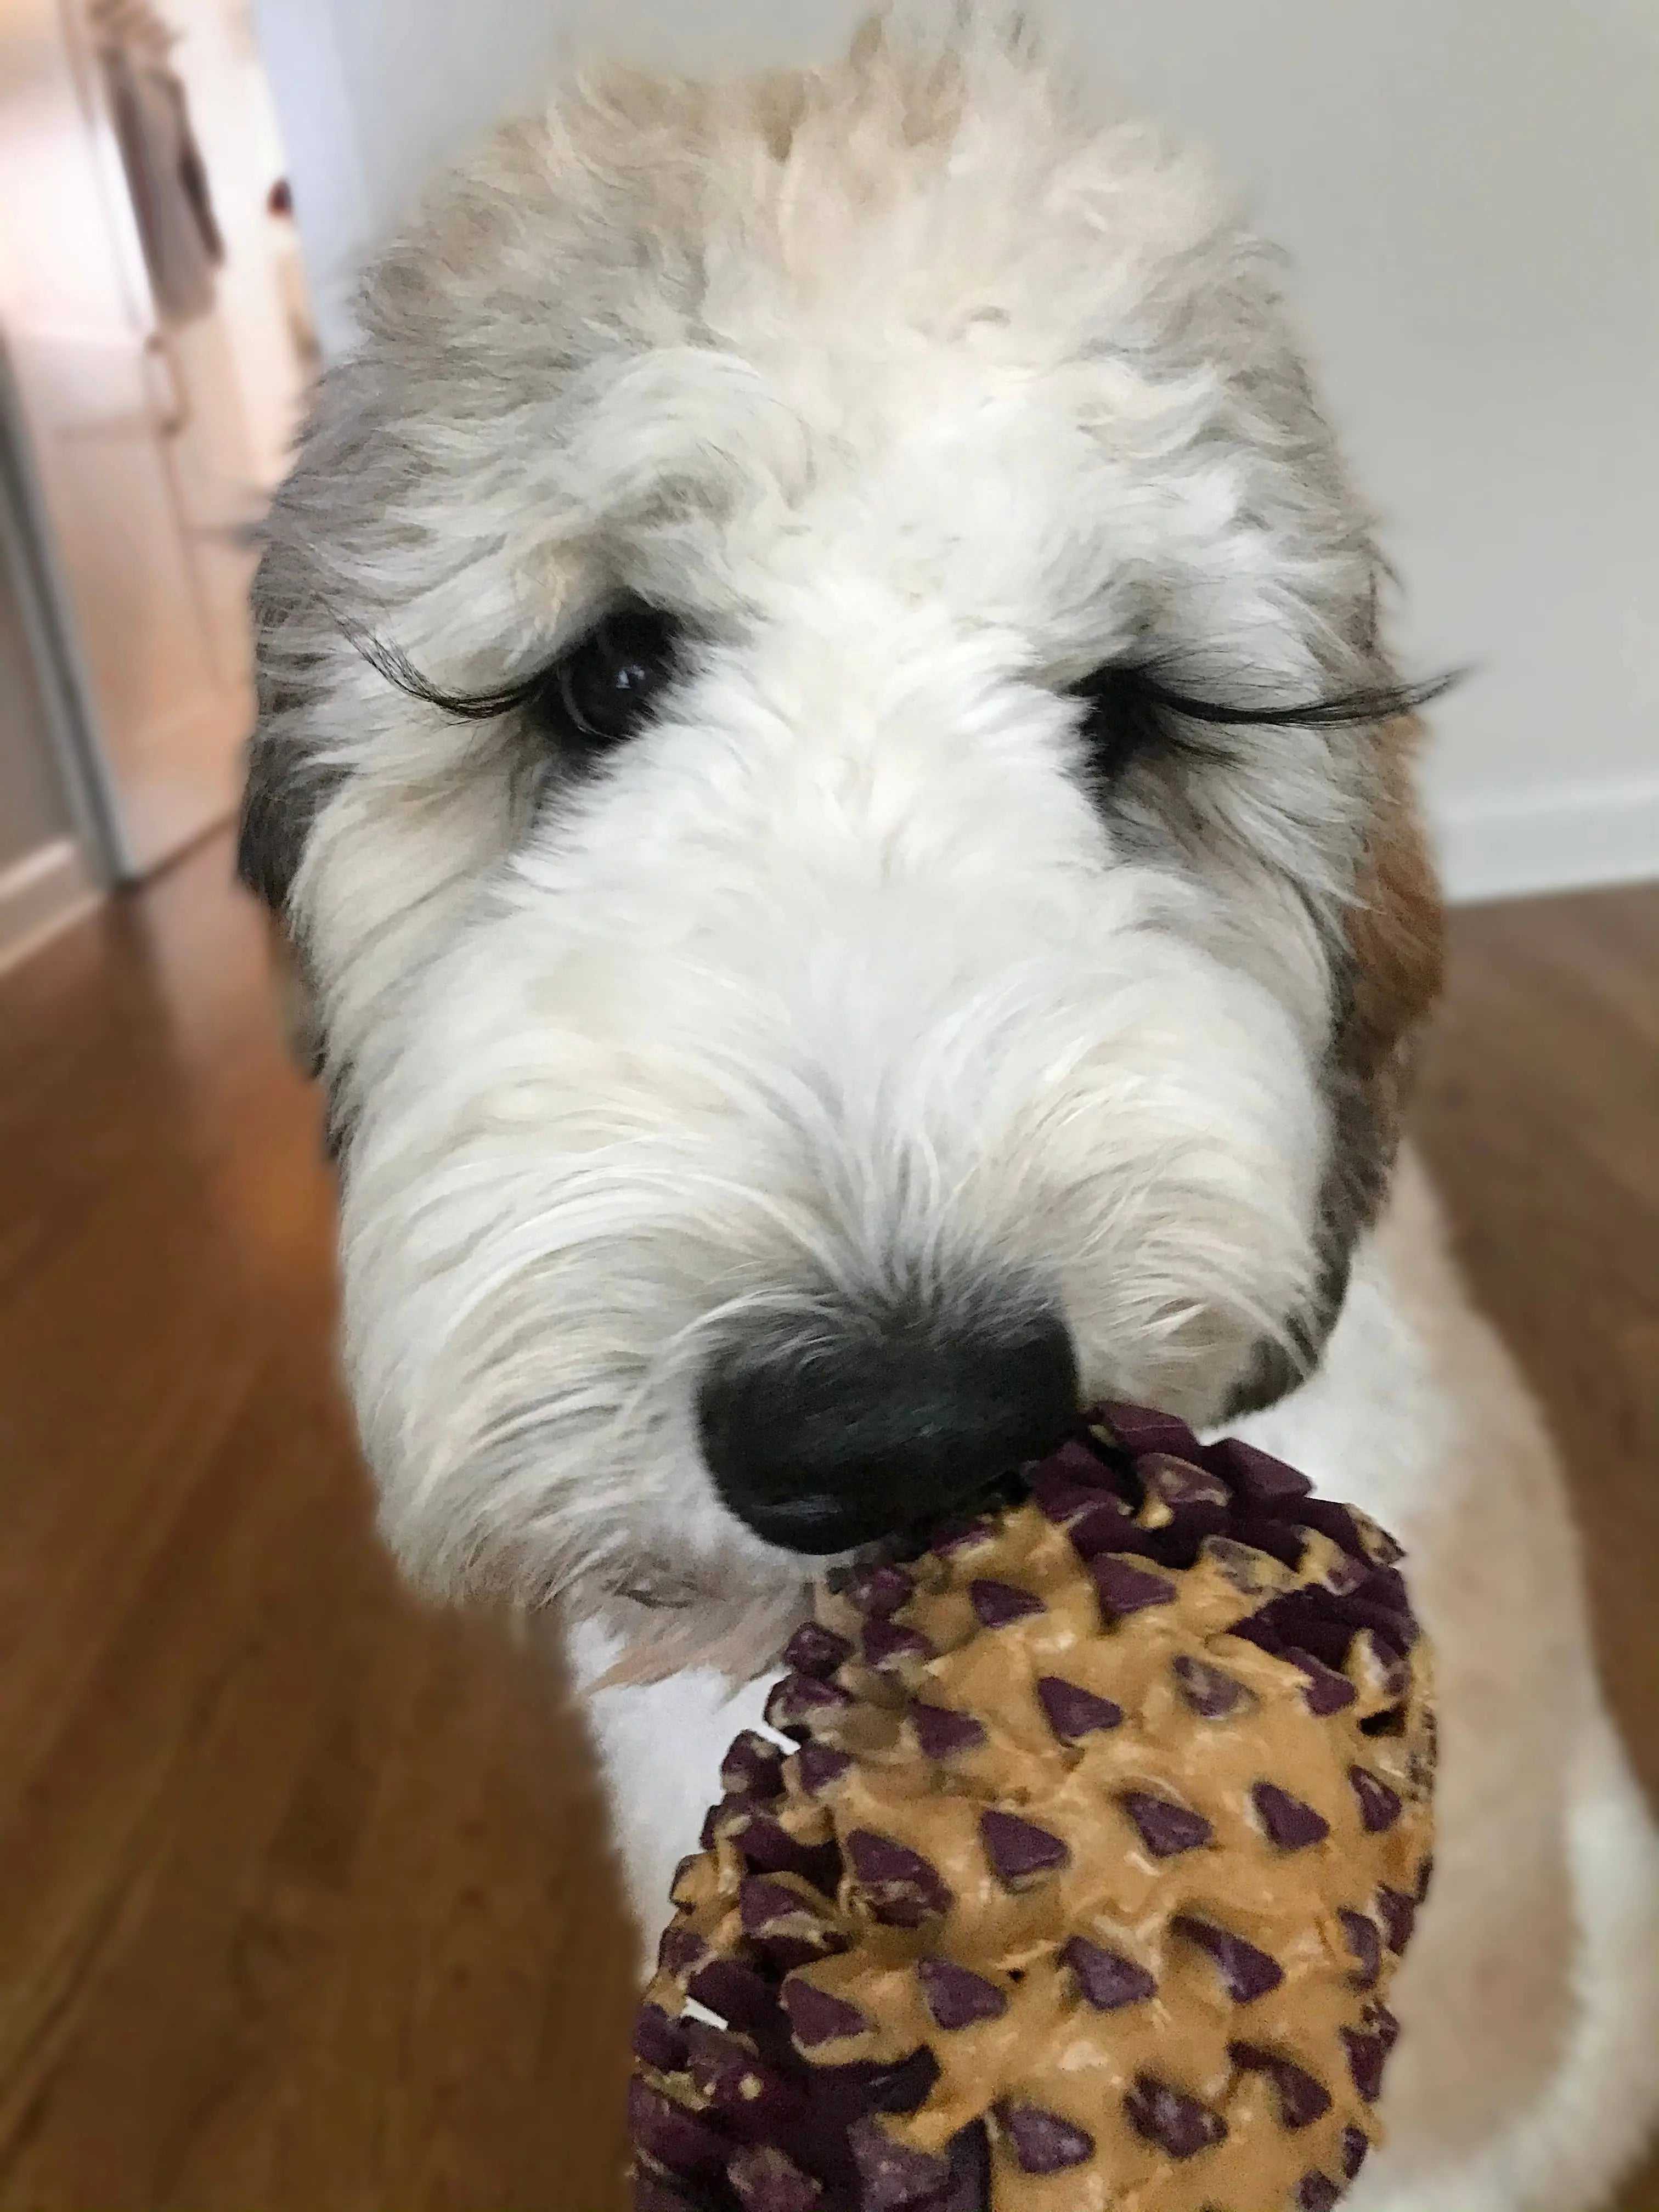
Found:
[0,3,1653,2207]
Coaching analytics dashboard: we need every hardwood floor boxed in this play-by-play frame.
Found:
[0,846,635,2210]
[0,839,1654,2211]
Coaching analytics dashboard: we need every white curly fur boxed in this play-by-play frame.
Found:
[241,13,1659,2205]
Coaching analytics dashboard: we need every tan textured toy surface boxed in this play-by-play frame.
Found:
[629,1403,1436,2212]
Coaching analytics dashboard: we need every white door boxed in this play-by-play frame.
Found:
[1,321,246,875]
[0,0,301,879]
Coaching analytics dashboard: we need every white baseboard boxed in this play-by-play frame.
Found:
[0,837,100,978]
[1431,775,1659,906]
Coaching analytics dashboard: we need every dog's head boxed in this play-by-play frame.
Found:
[241,15,1442,1673]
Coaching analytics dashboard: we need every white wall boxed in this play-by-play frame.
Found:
[250,0,1659,903]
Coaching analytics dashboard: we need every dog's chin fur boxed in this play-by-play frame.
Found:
[238,11,1659,2204]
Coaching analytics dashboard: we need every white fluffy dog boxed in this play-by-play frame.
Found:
[239,14,1659,2207]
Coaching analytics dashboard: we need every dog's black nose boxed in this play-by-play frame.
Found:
[697,1295,1079,1555]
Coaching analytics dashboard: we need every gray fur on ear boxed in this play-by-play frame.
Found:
[238,711,337,1087]
[237,722,334,922]
[236,502,350,1094]
[236,516,342,924]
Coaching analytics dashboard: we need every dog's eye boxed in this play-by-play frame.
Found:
[534,605,680,750]
[1070,664,1165,780]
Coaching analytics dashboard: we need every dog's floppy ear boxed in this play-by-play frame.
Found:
[1321,713,1444,1242]
[1337,718,1444,1131]
[1231,714,1443,1414]
[238,741,329,1080]
[236,544,338,1082]
[238,723,324,914]
[1325,719,1444,1245]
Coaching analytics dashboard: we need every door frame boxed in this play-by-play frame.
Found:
[0,340,126,887]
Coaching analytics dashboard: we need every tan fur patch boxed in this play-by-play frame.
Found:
[1229,715,1444,1417]
[1324,712,1446,1273]
[1342,714,1446,1094]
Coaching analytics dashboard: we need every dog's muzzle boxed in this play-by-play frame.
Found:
[696,1285,1078,1556]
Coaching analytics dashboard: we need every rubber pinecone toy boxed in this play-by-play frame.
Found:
[629,1402,1435,2212]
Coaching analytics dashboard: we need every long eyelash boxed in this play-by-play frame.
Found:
[343,620,556,721]
[347,617,1461,738]
[1132,667,1463,731]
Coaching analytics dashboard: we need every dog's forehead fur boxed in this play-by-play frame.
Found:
[285,22,1363,673]
[242,13,1441,1649]
[255,21,1401,997]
